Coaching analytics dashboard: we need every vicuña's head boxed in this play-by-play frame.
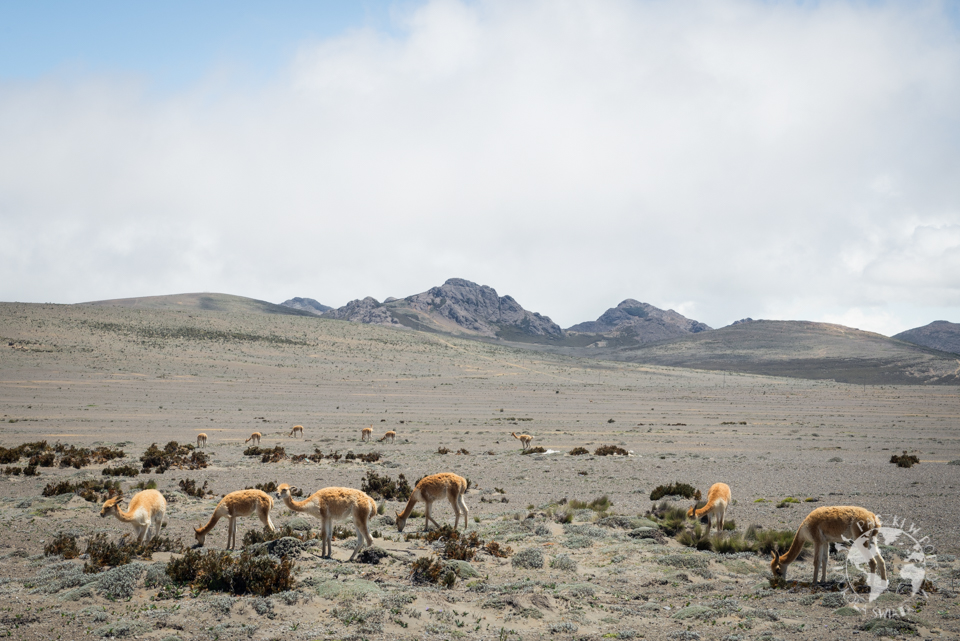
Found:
[769,549,786,578]
[193,526,206,548]
[100,495,123,518]
[276,483,296,501]
[395,511,409,532]
[686,505,696,518]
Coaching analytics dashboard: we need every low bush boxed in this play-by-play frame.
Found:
[259,446,286,463]
[550,554,577,572]
[179,478,211,498]
[890,451,920,468]
[650,482,699,501]
[23,465,38,476]
[242,525,319,547]
[594,445,629,456]
[647,501,689,535]
[30,451,56,467]
[568,447,589,456]
[44,533,81,559]
[484,541,513,558]
[344,451,381,463]
[361,471,413,501]
[521,446,547,455]
[166,548,295,596]
[140,441,208,474]
[84,533,184,572]
[511,548,544,569]
[456,448,470,455]
[3,466,22,475]
[409,555,449,585]
[42,478,122,503]
[102,465,139,477]
[436,447,451,455]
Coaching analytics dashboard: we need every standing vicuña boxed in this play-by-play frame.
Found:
[687,482,731,536]
[100,490,167,543]
[511,432,533,450]
[194,489,276,550]
[196,433,208,448]
[771,505,887,584]
[378,430,396,443]
[277,483,376,561]
[395,473,469,532]
[289,425,303,438]
[361,426,373,442]
[245,432,262,445]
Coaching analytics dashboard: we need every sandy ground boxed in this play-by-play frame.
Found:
[1,302,959,640]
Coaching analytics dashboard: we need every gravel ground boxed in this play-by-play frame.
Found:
[1,302,958,640]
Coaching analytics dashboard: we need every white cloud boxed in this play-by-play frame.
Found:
[1,0,959,333]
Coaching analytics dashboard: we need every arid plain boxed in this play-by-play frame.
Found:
[1,302,959,640]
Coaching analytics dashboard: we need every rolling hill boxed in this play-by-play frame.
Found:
[894,321,960,355]
[80,292,316,317]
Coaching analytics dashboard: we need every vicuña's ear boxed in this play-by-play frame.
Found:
[770,550,777,562]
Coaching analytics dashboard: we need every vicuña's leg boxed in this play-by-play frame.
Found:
[457,493,469,530]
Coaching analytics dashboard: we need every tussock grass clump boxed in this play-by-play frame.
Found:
[746,525,800,557]
[594,445,629,456]
[102,465,139,477]
[84,533,184,572]
[166,548,295,596]
[361,471,413,501]
[677,524,714,551]
[777,497,800,508]
[890,451,920,468]
[568,447,589,456]
[650,482,699,501]
[710,532,755,554]
[140,441,208,473]
[179,478,211,497]
[647,501,689,535]
[44,533,81,559]
[42,478,121,502]
[134,479,157,490]
[521,446,547,455]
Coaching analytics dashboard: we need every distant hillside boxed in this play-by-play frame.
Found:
[81,293,315,317]
[568,299,711,343]
[280,297,332,315]
[894,321,960,355]
[322,278,563,339]
[594,320,960,385]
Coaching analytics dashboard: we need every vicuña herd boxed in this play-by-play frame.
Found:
[91,426,889,582]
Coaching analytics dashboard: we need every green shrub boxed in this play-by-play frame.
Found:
[410,556,447,585]
[102,465,139,477]
[648,501,689,535]
[746,525,801,557]
[44,533,81,559]
[650,482,699,501]
[360,471,412,501]
[166,548,295,596]
[890,451,920,468]
[84,534,183,572]
[140,441,208,474]
[179,478,210,497]
[594,445,629,456]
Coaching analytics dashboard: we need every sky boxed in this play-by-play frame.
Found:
[1,0,959,335]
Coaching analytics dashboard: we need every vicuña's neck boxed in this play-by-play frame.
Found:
[197,512,221,535]
[114,508,138,524]
[282,495,308,511]
[779,528,807,565]
[398,495,418,519]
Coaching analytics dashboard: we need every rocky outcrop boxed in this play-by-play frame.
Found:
[280,297,331,315]
[399,278,562,338]
[894,321,960,355]
[567,299,711,343]
[322,297,399,326]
